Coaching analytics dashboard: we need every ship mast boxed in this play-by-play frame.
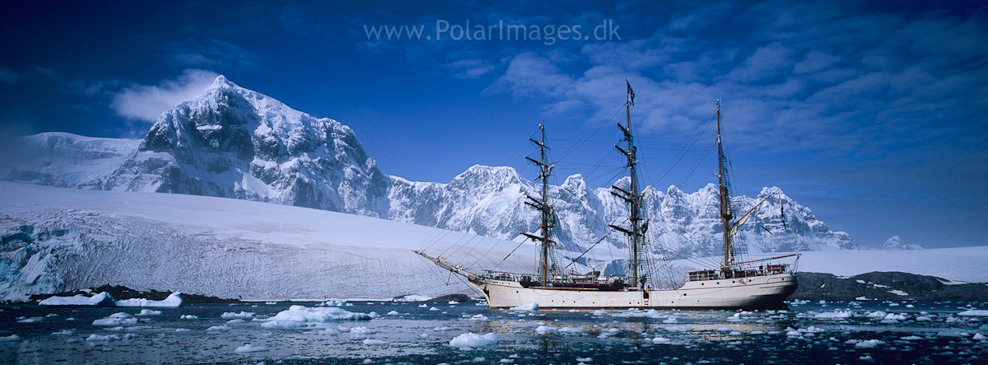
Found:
[716,100,734,271]
[610,82,646,289]
[522,123,555,285]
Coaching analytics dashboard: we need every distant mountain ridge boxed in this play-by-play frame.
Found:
[0,75,857,257]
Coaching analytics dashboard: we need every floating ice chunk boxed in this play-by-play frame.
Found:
[86,334,120,341]
[881,313,907,323]
[0,334,20,342]
[576,357,592,362]
[386,310,400,316]
[93,312,137,326]
[598,328,619,339]
[180,315,198,320]
[750,330,766,335]
[206,325,231,332]
[363,339,388,345]
[262,305,373,328]
[510,302,539,311]
[916,315,932,321]
[974,333,986,340]
[350,326,375,334]
[467,314,488,321]
[116,292,182,307]
[419,304,428,308]
[535,325,558,335]
[958,310,988,316]
[559,327,587,335]
[221,311,255,319]
[449,332,498,348]
[52,330,74,335]
[234,344,270,353]
[429,307,440,311]
[814,311,852,319]
[729,331,742,336]
[449,301,459,304]
[318,299,352,307]
[227,319,246,324]
[663,316,678,324]
[136,309,162,316]
[39,292,116,306]
[901,335,923,341]
[855,339,884,348]
[16,316,43,323]
[591,310,608,316]
[716,327,734,332]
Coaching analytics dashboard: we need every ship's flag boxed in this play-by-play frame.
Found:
[626,80,635,106]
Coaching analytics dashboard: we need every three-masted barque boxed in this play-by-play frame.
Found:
[416,83,799,310]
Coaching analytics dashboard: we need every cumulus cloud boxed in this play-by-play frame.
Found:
[110,69,219,122]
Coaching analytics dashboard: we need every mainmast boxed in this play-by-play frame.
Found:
[716,100,734,271]
[610,82,647,288]
[522,123,555,285]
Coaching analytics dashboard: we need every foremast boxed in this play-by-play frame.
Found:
[716,100,735,272]
[610,81,648,289]
[521,123,555,285]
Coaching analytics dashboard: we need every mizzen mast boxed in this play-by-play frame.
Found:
[522,122,555,285]
[610,81,648,289]
[716,100,735,271]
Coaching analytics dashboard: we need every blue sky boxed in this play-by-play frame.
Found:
[1,0,986,249]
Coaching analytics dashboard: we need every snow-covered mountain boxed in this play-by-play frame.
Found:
[102,76,389,217]
[0,75,855,259]
[390,165,857,259]
[884,235,923,250]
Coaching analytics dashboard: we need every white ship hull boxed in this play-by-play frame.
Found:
[472,273,797,310]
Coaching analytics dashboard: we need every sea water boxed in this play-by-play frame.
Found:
[0,300,985,364]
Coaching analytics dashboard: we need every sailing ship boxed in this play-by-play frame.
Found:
[415,84,799,310]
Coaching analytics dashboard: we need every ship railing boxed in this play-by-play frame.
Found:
[687,253,800,281]
[480,270,624,284]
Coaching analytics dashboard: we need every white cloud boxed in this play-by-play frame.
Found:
[110,69,219,122]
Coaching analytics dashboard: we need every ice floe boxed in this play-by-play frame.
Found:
[261,305,374,328]
[449,332,498,348]
[92,312,137,326]
[221,311,255,319]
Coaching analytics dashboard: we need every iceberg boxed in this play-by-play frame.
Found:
[449,332,498,348]
[39,292,115,306]
[115,292,182,307]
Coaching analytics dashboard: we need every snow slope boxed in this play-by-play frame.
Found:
[0,132,140,187]
[0,181,533,302]
[1,181,984,302]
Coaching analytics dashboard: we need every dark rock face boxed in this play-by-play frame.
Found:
[793,271,988,301]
